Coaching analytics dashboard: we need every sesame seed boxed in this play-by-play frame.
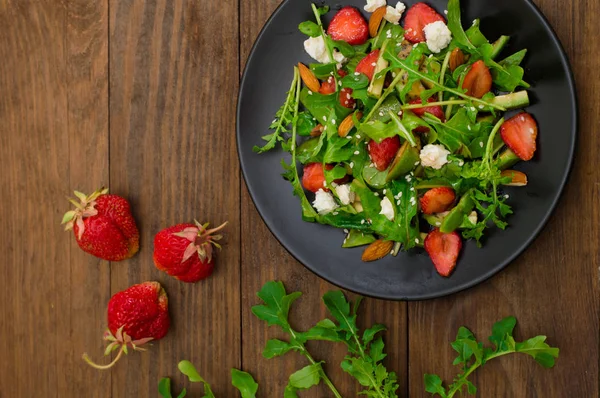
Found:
[332,119,336,125]
[347,93,351,99]
[333,211,339,215]
[471,107,476,112]
[414,161,420,166]
[410,187,415,191]
[467,125,472,131]
[345,101,349,104]
[349,162,354,168]
[435,221,441,226]
[392,72,397,77]
[354,72,360,76]
[396,200,401,205]
[308,90,313,95]
[374,192,379,197]
[444,9,448,14]
[390,250,394,254]
[371,62,377,67]
[379,111,384,116]
[323,181,327,187]
[361,219,365,224]
[344,229,349,233]
[338,81,342,86]
[323,116,327,121]
[354,151,360,155]
[479,142,484,148]
[356,134,361,139]
[415,238,419,244]
[529,128,535,134]
[272,119,277,124]
[346,136,353,140]
[479,105,484,109]
[383,189,387,194]
[399,192,403,197]
[505,194,510,199]
[398,110,403,116]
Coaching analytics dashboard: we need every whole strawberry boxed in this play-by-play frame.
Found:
[153,220,227,283]
[83,281,170,370]
[61,188,139,261]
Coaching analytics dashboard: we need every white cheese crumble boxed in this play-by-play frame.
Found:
[420,144,451,170]
[468,211,478,225]
[423,21,452,53]
[384,2,406,25]
[313,189,339,214]
[335,184,355,205]
[379,197,395,221]
[364,0,386,13]
[304,36,346,64]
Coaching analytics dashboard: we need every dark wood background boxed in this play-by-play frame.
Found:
[0,0,598,396]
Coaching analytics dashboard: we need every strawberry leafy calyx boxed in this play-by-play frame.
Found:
[61,187,109,239]
[172,220,228,263]
[82,325,154,371]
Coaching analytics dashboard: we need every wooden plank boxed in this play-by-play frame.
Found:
[108,0,240,396]
[0,0,111,396]
[239,1,408,396]
[408,0,600,396]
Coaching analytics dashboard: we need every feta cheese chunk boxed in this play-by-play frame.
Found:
[313,189,339,214]
[379,197,395,221]
[467,211,478,225]
[420,144,451,170]
[423,21,452,53]
[364,0,386,13]
[304,36,346,64]
[335,184,355,205]
[384,2,406,24]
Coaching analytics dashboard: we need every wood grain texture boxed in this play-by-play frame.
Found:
[408,0,600,396]
[239,1,407,396]
[108,0,240,396]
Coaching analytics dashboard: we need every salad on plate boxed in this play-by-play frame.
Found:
[254,0,537,277]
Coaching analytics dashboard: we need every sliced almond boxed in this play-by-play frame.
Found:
[501,170,528,186]
[338,111,363,137]
[362,239,395,262]
[298,62,321,93]
[310,124,324,137]
[449,48,466,72]
[369,6,387,38]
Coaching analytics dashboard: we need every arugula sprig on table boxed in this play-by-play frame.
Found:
[158,360,258,398]
[424,316,559,397]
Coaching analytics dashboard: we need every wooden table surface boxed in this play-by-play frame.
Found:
[1,0,598,396]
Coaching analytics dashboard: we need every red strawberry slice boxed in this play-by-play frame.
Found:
[419,187,456,214]
[404,3,445,43]
[409,98,445,133]
[327,6,369,46]
[319,76,336,95]
[337,69,348,78]
[302,163,349,192]
[339,87,356,109]
[367,136,402,171]
[462,60,492,98]
[500,113,538,161]
[424,229,462,277]
[355,50,380,81]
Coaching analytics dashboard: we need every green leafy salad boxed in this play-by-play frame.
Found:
[254,0,538,276]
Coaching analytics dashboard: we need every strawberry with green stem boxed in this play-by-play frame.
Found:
[83,281,170,370]
[61,187,139,261]
[153,220,228,283]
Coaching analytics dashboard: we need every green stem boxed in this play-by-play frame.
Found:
[401,99,467,110]
[393,56,506,111]
[446,351,512,398]
[288,327,343,398]
[438,50,452,102]
[363,71,406,125]
[311,3,338,91]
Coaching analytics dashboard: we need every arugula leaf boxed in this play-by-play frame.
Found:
[300,88,352,123]
[322,291,399,397]
[424,316,559,397]
[388,179,421,250]
[176,361,215,398]
[500,49,527,67]
[298,20,320,37]
[341,73,370,89]
[296,112,317,137]
[252,281,343,398]
[231,369,259,398]
[342,229,377,248]
[254,69,299,153]
[158,378,176,398]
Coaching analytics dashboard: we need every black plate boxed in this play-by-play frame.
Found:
[237,0,576,300]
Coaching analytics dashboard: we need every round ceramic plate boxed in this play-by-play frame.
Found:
[237,0,576,300]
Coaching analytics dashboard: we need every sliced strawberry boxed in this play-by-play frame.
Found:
[368,136,401,171]
[462,60,492,98]
[302,163,349,192]
[420,187,456,214]
[500,113,538,161]
[355,50,380,81]
[409,98,445,133]
[319,76,336,95]
[404,3,445,43]
[327,6,369,46]
[339,87,356,109]
[424,229,462,277]
[337,69,348,78]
